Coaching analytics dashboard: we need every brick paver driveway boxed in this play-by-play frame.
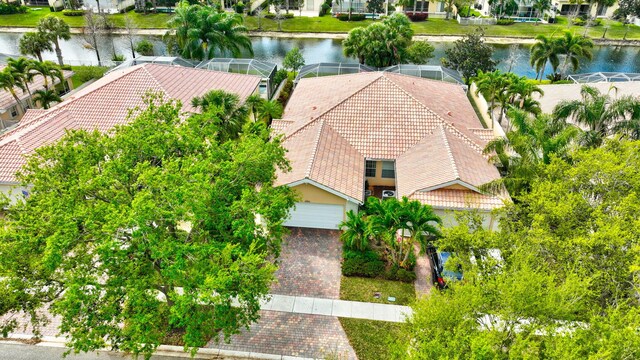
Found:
[270,227,343,299]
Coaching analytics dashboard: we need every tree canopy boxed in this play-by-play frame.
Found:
[442,29,497,84]
[392,140,640,359]
[0,94,296,358]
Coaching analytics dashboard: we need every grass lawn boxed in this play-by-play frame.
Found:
[2,8,639,40]
[340,276,416,306]
[339,318,403,360]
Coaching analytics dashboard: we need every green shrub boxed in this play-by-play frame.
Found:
[319,2,331,16]
[0,3,27,15]
[342,250,385,278]
[120,4,135,13]
[383,266,417,283]
[277,78,294,107]
[72,65,107,84]
[336,13,366,21]
[234,1,245,13]
[497,18,515,25]
[265,12,294,19]
[135,39,154,56]
[273,68,289,87]
[572,17,586,26]
[63,9,86,16]
[112,53,126,62]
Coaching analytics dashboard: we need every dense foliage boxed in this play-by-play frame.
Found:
[0,94,296,358]
[442,29,497,84]
[342,13,434,67]
[530,31,593,81]
[282,47,305,72]
[392,141,640,358]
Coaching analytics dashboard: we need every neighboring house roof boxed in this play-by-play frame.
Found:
[0,63,261,183]
[535,81,640,115]
[274,72,507,210]
[0,66,74,111]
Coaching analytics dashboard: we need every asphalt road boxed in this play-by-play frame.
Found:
[0,342,240,360]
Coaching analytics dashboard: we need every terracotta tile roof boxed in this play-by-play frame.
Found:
[409,188,507,211]
[471,128,496,142]
[0,66,74,111]
[274,72,507,208]
[271,119,294,134]
[0,64,261,183]
[19,109,47,124]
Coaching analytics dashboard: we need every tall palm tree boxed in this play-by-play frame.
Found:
[257,100,283,125]
[191,89,249,140]
[33,89,62,109]
[473,70,510,123]
[530,34,560,81]
[556,31,594,76]
[37,16,71,66]
[18,32,53,62]
[339,210,371,251]
[397,197,441,266]
[554,85,635,148]
[0,68,27,117]
[30,61,63,90]
[167,1,252,60]
[7,57,36,105]
[507,77,544,111]
[532,0,551,25]
[484,108,578,196]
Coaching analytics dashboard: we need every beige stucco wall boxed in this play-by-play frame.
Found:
[365,160,395,188]
[293,183,348,206]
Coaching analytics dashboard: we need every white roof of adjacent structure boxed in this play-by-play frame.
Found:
[535,81,640,114]
[273,72,508,210]
[0,63,261,183]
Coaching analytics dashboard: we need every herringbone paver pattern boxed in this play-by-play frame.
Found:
[271,228,342,299]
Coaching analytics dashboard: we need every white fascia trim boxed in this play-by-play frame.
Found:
[417,179,482,194]
[431,205,496,212]
[287,178,363,205]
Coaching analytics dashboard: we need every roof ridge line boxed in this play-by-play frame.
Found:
[439,125,460,180]
[141,64,169,96]
[305,119,325,178]
[283,73,385,140]
[441,122,487,157]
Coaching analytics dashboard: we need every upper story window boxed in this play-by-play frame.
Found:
[365,160,377,177]
[10,106,18,118]
[381,161,395,178]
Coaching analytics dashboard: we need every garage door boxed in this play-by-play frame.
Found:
[284,202,344,230]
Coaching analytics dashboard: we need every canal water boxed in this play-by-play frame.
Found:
[0,32,639,78]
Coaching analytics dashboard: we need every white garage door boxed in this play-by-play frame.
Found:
[284,202,344,230]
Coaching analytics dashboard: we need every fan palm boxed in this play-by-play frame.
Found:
[18,32,53,62]
[554,85,632,148]
[0,68,27,116]
[339,210,371,251]
[37,16,71,66]
[245,93,264,122]
[33,89,62,109]
[191,89,249,140]
[256,100,283,125]
[7,57,36,104]
[342,27,368,65]
[530,34,560,81]
[556,31,594,75]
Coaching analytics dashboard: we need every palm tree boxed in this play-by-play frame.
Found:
[30,61,63,91]
[473,70,510,124]
[612,97,640,139]
[0,68,27,117]
[532,0,551,25]
[530,34,560,81]
[37,16,71,66]
[33,89,62,109]
[484,108,578,196]
[167,1,252,61]
[556,31,594,76]
[7,57,36,106]
[343,27,368,65]
[191,89,249,140]
[507,76,544,111]
[257,100,283,125]
[396,197,441,266]
[339,210,371,251]
[245,93,264,122]
[554,85,636,148]
[18,32,53,62]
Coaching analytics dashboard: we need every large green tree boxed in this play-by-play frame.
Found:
[0,94,296,358]
[18,32,53,62]
[166,0,253,60]
[530,34,561,81]
[392,141,640,358]
[442,29,497,85]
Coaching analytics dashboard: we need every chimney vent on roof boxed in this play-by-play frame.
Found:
[447,111,452,116]
[312,106,317,110]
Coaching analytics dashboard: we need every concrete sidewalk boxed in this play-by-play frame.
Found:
[259,294,412,323]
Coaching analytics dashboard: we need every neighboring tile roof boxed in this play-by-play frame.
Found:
[0,64,261,183]
[0,66,74,111]
[275,72,506,208]
[409,188,506,211]
[471,128,496,142]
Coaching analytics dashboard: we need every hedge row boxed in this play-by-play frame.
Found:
[62,9,86,16]
[265,13,294,19]
[336,13,366,21]
[0,3,28,15]
[342,250,417,283]
[405,12,428,22]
